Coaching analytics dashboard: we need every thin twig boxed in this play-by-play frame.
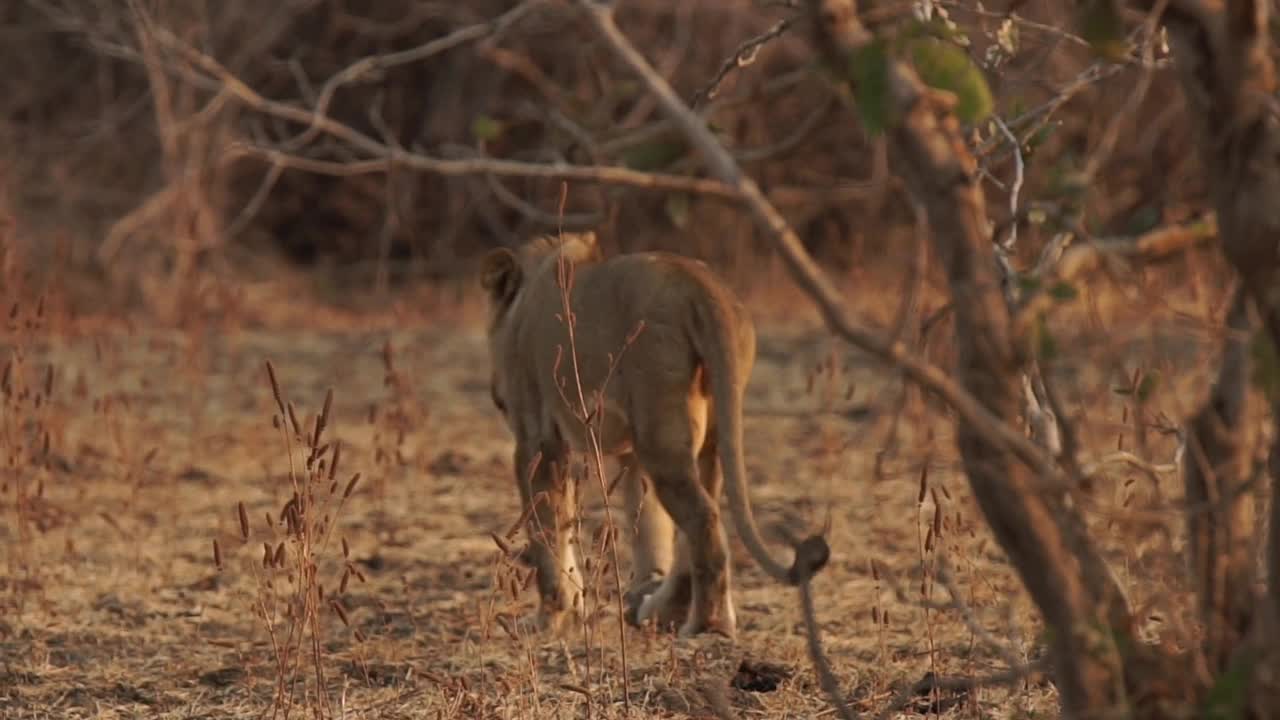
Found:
[224,159,284,239]
[229,143,743,199]
[1078,0,1170,183]
[693,18,794,108]
[141,29,746,202]
[872,662,1049,720]
[279,0,548,152]
[937,1,1092,47]
[799,583,859,720]
[1012,215,1219,339]
[992,117,1023,251]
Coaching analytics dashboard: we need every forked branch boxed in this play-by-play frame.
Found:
[1145,0,1280,706]
[139,19,747,202]
[1013,216,1220,341]
[806,0,1136,715]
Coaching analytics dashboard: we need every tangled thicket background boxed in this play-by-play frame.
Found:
[2,0,1202,304]
[5,2,1269,718]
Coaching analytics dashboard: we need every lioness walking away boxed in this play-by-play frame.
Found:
[480,231,827,639]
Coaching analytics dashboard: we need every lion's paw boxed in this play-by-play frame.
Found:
[636,573,693,633]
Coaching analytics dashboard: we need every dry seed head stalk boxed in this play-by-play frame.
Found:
[331,600,350,627]
[495,614,518,640]
[213,539,223,570]
[343,473,361,499]
[264,360,286,415]
[287,402,302,439]
[285,506,299,536]
[314,388,333,447]
[490,531,515,557]
[328,441,341,481]
[237,502,250,540]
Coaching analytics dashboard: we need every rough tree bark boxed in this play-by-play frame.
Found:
[1184,284,1258,674]
[810,0,1280,716]
[1150,0,1280,710]
[806,2,1137,716]
[575,0,1280,715]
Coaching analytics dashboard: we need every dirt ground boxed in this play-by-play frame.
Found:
[1,268,1214,719]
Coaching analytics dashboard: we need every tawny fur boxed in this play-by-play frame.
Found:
[479,231,801,639]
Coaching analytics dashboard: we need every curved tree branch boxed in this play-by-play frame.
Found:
[571,0,1057,481]
[1140,0,1280,708]
[806,1,1137,715]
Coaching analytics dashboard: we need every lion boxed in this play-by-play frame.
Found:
[479,231,829,639]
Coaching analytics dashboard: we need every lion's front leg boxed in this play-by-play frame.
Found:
[513,438,582,635]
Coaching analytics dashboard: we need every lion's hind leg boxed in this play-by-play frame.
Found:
[631,409,735,639]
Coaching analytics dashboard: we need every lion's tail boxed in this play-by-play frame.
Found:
[688,291,801,585]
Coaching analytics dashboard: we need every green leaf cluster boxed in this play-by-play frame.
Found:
[1076,0,1131,61]
[833,18,993,135]
[470,114,505,143]
[910,37,994,126]
[621,140,687,171]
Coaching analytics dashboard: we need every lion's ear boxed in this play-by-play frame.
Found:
[480,248,522,306]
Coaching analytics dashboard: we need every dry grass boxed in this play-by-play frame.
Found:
[0,236,1235,719]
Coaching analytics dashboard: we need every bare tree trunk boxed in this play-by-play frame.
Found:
[1185,285,1259,671]
[1270,397,1280,665]
[807,3,1135,715]
[1148,1,1280,707]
